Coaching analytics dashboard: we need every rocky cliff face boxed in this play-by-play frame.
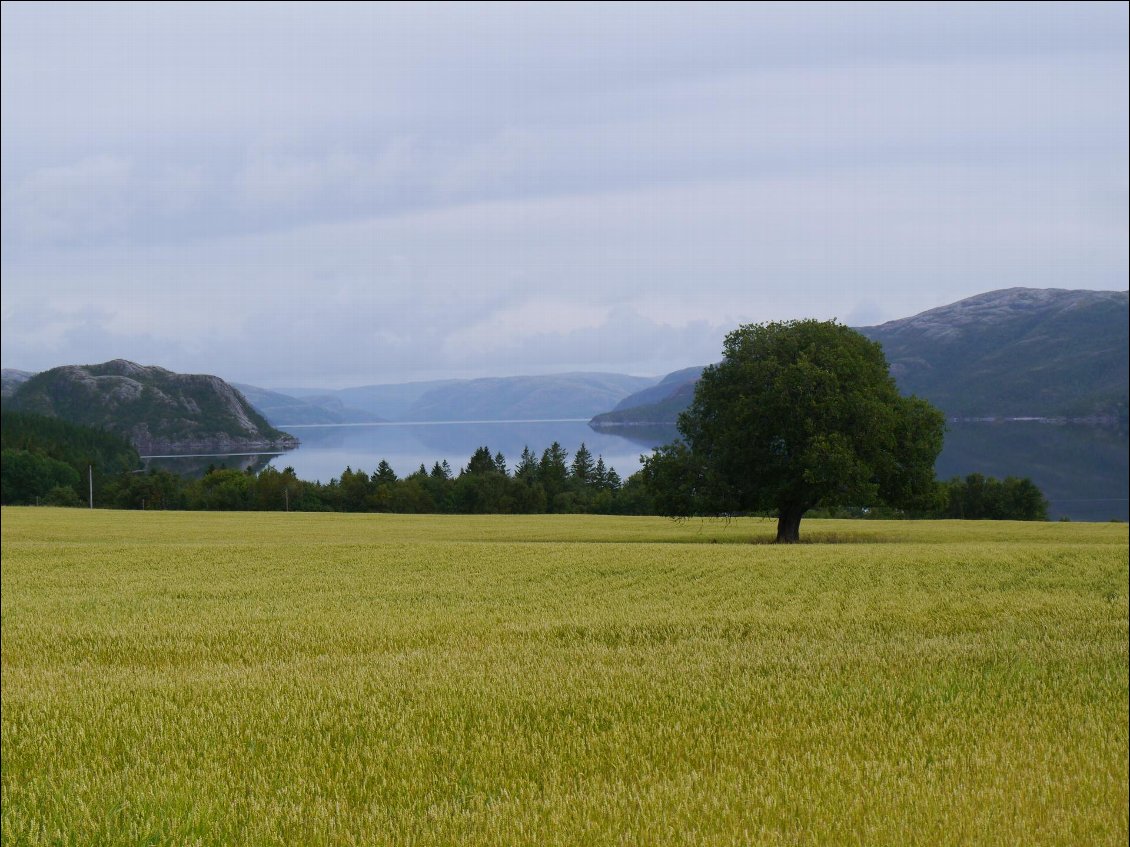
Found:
[7,360,298,454]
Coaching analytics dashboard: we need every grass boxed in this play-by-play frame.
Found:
[2,508,1127,846]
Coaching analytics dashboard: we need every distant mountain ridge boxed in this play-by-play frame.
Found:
[6,360,298,454]
[858,288,1128,419]
[591,288,1129,427]
[609,366,706,413]
[591,367,706,427]
[270,373,659,423]
[285,379,464,422]
[404,373,658,421]
[232,383,378,426]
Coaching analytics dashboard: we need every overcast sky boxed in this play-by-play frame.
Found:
[2,2,1127,388]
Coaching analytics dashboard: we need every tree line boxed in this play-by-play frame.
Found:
[97,443,659,514]
[1,411,140,506]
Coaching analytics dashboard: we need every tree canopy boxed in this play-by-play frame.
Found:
[657,319,946,541]
[0,410,140,506]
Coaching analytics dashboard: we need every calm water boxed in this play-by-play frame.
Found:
[143,420,1128,522]
[936,421,1128,522]
[146,420,664,485]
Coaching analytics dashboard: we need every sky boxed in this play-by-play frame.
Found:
[1,2,1127,389]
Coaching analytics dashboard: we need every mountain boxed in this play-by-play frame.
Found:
[610,366,707,413]
[857,288,1128,419]
[232,383,377,426]
[333,380,463,420]
[277,374,658,422]
[591,288,1129,426]
[590,366,706,427]
[6,371,374,429]
[1,368,35,398]
[7,360,298,454]
[404,373,658,421]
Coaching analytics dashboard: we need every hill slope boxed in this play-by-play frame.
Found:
[330,380,463,421]
[591,366,706,426]
[591,288,1129,425]
[858,288,1128,418]
[8,360,298,454]
[284,374,659,422]
[1,369,35,398]
[405,373,659,421]
[232,383,377,426]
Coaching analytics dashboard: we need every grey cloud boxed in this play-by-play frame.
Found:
[1,156,214,251]
[1,156,134,245]
[4,4,1124,148]
[7,50,1123,254]
[235,140,420,212]
[5,159,1123,384]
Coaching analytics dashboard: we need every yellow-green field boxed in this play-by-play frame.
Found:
[2,508,1127,846]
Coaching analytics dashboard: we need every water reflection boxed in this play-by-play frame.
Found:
[938,421,1128,522]
[142,420,1127,522]
[142,452,279,478]
[266,420,660,483]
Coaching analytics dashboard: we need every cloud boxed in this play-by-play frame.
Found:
[3,3,1125,151]
[1,3,1126,385]
[0,301,194,372]
[1,156,134,245]
[236,140,419,211]
[436,304,726,377]
[4,159,1125,385]
[0,157,212,250]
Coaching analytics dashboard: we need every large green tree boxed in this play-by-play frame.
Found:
[672,320,945,542]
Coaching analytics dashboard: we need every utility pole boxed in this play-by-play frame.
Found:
[285,487,289,512]
[88,465,94,509]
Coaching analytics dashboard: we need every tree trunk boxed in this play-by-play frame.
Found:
[775,504,804,543]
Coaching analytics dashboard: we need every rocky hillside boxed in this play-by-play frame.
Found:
[7,360,298,454]
[1,368,35,398]
[591,288,1129,426]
